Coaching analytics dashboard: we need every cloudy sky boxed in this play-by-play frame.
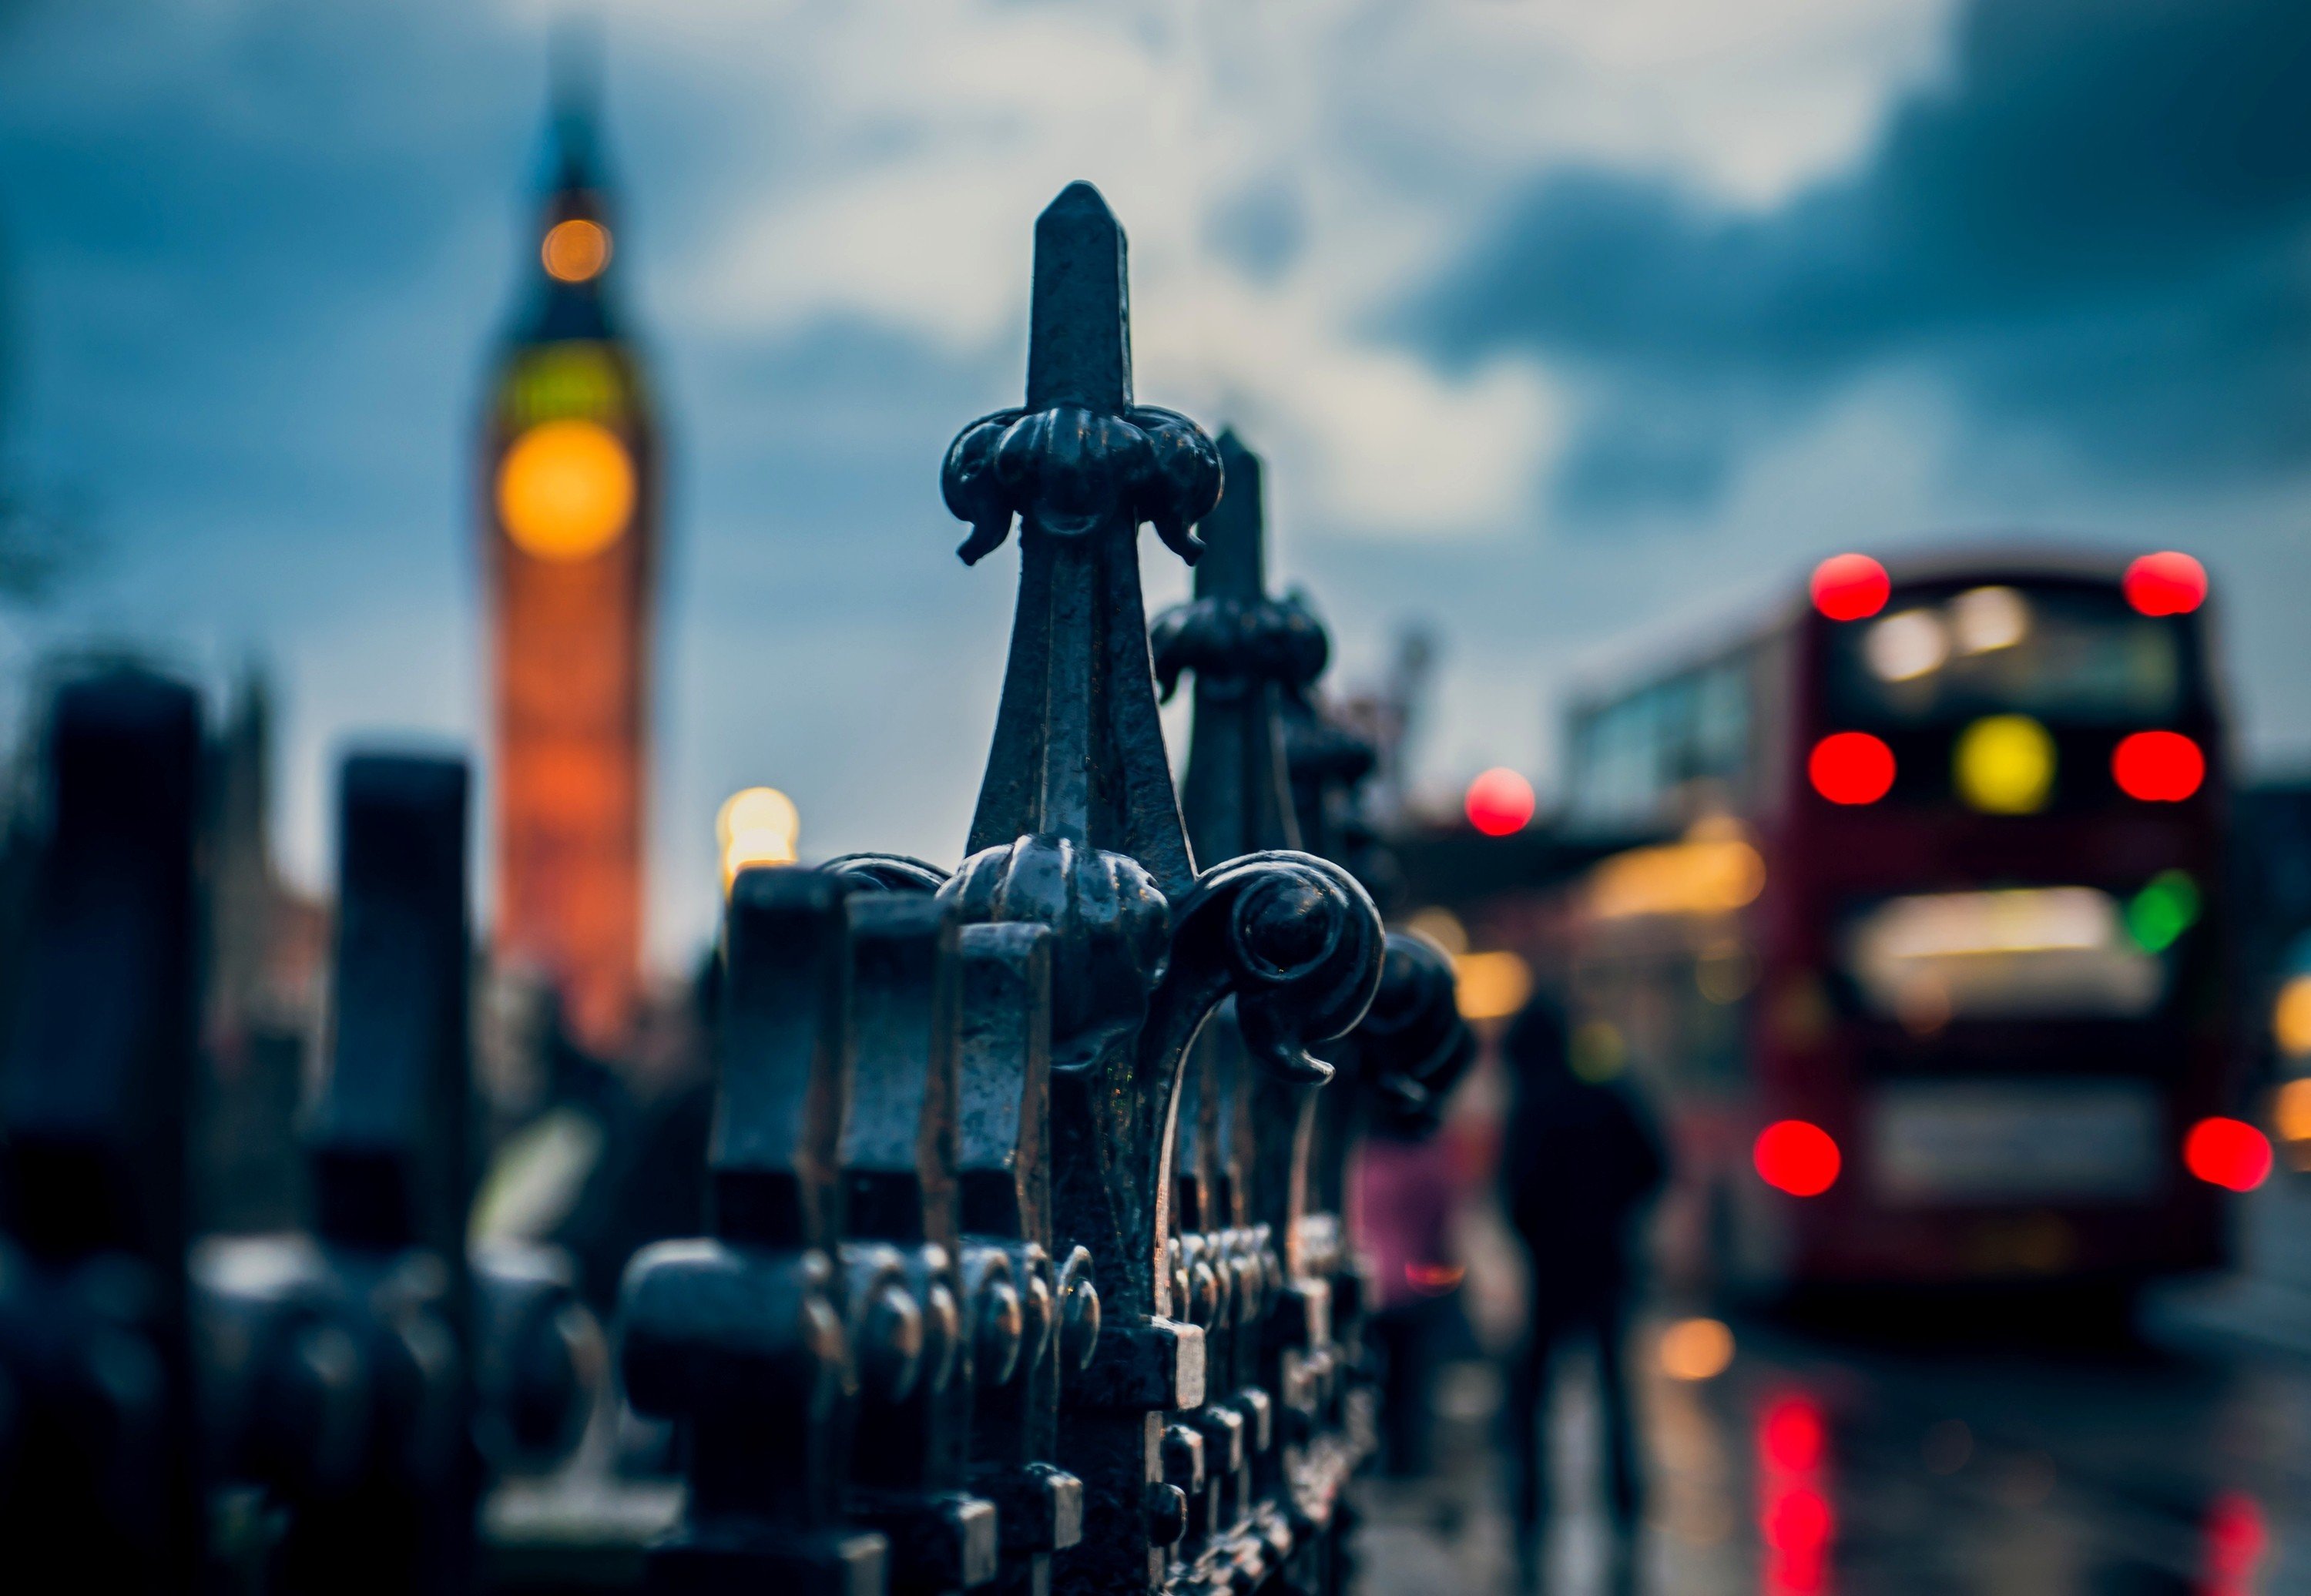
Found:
[1,0,2306,967]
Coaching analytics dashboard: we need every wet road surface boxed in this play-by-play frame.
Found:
[1356,1306,2309,1594]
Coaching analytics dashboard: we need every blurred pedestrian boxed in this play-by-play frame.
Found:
[1498,996,1667,1589]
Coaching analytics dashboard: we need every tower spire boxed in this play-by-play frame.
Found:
[481,37,658,1058]
[546,18,605,197]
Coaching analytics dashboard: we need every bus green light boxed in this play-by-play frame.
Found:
[2126,870,2200,953]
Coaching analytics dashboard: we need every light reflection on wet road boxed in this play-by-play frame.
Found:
[1356,1312,2308,1594]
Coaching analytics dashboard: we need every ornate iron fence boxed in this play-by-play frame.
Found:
[0,180,1469,1596]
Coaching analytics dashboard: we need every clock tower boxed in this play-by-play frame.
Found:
[480,79,656,1055]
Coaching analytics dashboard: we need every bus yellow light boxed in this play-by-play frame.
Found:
[542,218,612,283]
[498,420,635,561]
[1452,950,1531,1021]
[1954,714,2055,814]
[1588,833,1765,920]
[717,786,800,891]
[2272,974,2311,1057]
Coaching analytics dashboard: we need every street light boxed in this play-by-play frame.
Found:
[716,786,800,892]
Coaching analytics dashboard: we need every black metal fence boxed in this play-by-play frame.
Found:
[0,181,1471,1596]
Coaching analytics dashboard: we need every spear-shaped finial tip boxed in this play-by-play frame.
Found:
[1026,181,1132,414]
[1197,428,1266,598]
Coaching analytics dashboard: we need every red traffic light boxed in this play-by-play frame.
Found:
[1464,768,1535,836]
[1810,554,1890,622]
[2123,552,2207,617]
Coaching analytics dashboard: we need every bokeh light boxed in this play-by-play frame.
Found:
[2111,730,2205,802]
[2126,870,2201,952]
[497,418,636,561]
[2201,1491,2267,1595]
[1954,714,2054,814]
[1809,732,1896,805]
[1464,766,1535,835]
[542,217,612,282]
[2122,551,2208,616]
[2273,1079,2311,1161]
[1950,585,2030,653]
[1810,554,1890,621]
[1659,1316,1736,1381]
[1763,1486,1833,1554]
[1568,1018,1626,1081]
[1452,948,1531,1021]
[2272,975,2311,1056]
[1403,1262,1466,1296]
[2183,1117,2271,1192]
[1863,609,1947,682]
[1762,1395,1828,1473]
[716,786,801,890]
[1755,1119,1841,1196]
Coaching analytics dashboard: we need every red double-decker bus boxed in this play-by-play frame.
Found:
[1555,546,2267,1296]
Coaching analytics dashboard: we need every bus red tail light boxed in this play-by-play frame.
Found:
[1755,1120,1841,1196]
[2183,1117,2271,1192]
[1810,554,1889,621]
[2112,731,2205,802]
[2123,551,2208,616]
[1809,733,1895,805]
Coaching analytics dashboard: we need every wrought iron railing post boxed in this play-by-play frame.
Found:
[837,890,1005,1592]
[1154,431,1477,1594]
[0,672,206,1591]
[198,750,593,1588]
[953,920,1088,1594]
[937,184,1384,1594]
[264,753,478,1594]
[622,867,899,1595]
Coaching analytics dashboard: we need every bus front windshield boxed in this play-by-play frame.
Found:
[1828,583,2186,727]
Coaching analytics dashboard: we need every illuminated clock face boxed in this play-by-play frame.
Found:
[496,418,635,561]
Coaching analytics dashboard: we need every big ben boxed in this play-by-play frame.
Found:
[480,82,656,1056]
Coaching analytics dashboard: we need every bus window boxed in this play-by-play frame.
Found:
[1568,650,1757,833]
[1830,585,2185,728]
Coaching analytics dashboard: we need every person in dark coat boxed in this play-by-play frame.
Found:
[1498,995,1669,1588]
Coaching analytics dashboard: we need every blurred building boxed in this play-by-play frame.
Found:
[478,73,659,1057]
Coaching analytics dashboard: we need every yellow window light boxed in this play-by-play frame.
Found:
[1954,714,2055,815]
[1951,585,2030,654]
[1586,829,1765,921]
[542,218,612,283]
[498,419,636,562]
[2273,974,2311,1058]
[1452,949,1531,1021]
[717,786,800,891]
[1864,609,1949,682]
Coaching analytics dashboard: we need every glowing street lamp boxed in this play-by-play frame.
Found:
[717,786,800,892]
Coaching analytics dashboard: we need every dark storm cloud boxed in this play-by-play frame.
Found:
[1410,0,2311,515]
